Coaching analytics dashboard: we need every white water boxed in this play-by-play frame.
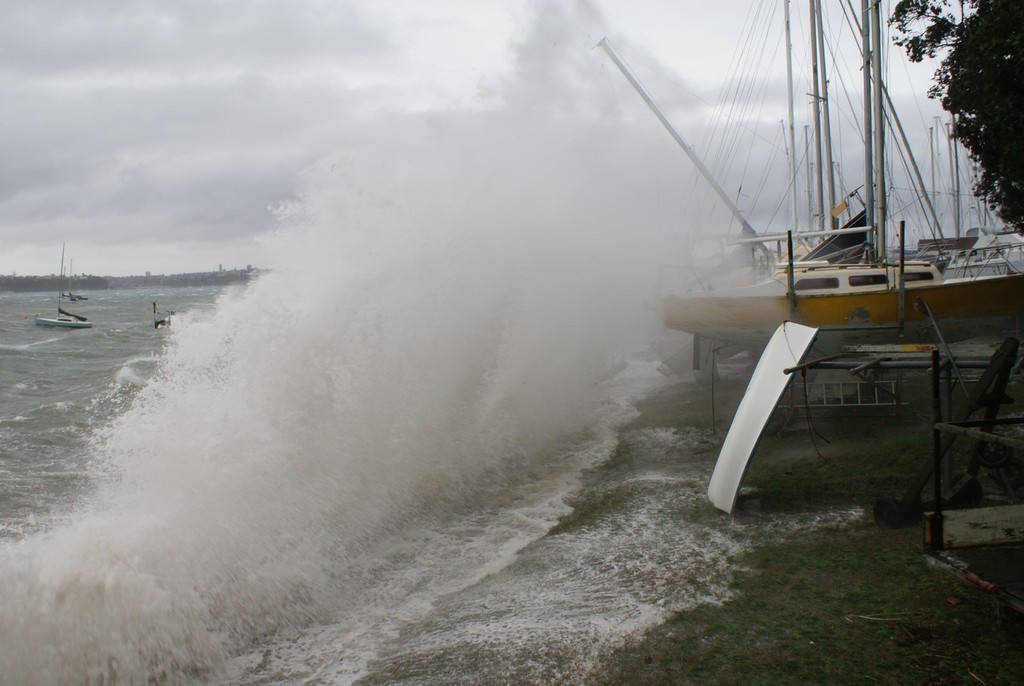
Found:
[4,5,878,681]
[0,7,689,683]
[0,195,661,683]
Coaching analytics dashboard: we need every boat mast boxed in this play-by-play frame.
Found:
[784,0,800,232]
[805,125,814,227]
[597,38,758,238]
[871,0,886,257]
[814,0,838,226]
[930,120,937,211]
[861,0,874,258]
[847,0,941,239]
[881,85,943,238]
[56,242,66,317]
[948,120,962,238]
[808,0,825,231]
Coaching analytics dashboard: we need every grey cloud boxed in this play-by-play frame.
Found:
[0,1,394,75]
[0,0,414,268]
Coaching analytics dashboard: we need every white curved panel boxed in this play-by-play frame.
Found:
[707,322,818,513]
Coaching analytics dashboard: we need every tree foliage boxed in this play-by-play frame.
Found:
[892,0,1024,229]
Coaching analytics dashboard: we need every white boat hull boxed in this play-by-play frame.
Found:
[34,316,93,329]
[707,322,818,513]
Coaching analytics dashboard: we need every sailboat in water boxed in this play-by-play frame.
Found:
[64,259,88,301]
[603,2,1024,352]
[153,302,171,329]
[35,244,93,329]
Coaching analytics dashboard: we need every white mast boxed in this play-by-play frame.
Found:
[848,4,941,239]
[56,242,66,317]
[814,0,837,225]
[805,125,815,228]
[871,0,886,256]
[784,0,800,231]
[597,38,758,238]
[948,120,962,237]
[809,0,825,231]
[862,0,874,255]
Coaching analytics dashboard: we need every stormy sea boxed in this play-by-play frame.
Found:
[0,9,860,683]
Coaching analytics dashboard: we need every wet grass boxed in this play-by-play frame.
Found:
[587,370,1024,685]
[591,522,1024,685]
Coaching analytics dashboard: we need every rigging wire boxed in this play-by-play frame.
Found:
[595,0,968,249]
[698,0,796,236]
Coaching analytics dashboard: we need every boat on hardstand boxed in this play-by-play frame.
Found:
[35,244,93,329]
[660,258,1024,350]
[603,3,1024,356]
[917,226,1024,280]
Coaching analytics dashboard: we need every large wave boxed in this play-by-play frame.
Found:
[0,5,674,683]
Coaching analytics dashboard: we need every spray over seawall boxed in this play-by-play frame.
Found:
[0,8,676,683]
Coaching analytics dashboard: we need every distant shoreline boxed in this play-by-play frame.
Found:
[0,268,259,293]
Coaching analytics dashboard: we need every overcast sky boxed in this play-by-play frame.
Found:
[0,0,946,277]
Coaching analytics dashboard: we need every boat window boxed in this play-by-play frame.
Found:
[848,274,888,287]
[903,271,935,282]
[794,277,840,290]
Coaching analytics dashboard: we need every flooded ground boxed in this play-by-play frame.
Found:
[229,368,863,685]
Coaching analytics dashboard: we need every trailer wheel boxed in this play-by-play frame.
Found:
[975,440,1012,469]
[873,496,906,529]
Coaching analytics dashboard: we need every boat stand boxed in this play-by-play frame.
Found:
[775,335,1021,527]
[873,338,1022,528]
[922,347,1024,615]
[706,319,1023,517]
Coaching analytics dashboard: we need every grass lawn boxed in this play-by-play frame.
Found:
[588,369,1024,685]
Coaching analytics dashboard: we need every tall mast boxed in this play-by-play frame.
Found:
[56,242,66,316]
[784,0,800,231]
[871,0,886,256]
[805,125,815,226]
[948,120,962,237]
[814,0,837,225]
[862,0,874,255]
[597,38,757,237]
[809,0,825,231]
[931,118,940,213]
[881,85,942,237]
[849,3,941,239]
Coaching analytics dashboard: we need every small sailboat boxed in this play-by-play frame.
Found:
[153,302,171,329]
[34,244,93,329]
[66,259,88,301]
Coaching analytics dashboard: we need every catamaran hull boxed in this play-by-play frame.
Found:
[34,316,93,329]
[662,272,1024,349]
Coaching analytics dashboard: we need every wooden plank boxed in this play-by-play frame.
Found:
[933,423,1024,452]
[939,504,1024,548]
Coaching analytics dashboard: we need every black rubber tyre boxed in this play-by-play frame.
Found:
[873,496,905,529]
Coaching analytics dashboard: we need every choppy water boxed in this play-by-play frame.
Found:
[0,8,864,676]
[0,278,862,685]
[0,275,695,684]
[0,288,223,541]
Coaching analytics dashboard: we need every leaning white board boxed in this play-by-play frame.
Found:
[707,322,819,513]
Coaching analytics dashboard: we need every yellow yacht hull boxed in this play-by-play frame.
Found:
[662,273,1024,348]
